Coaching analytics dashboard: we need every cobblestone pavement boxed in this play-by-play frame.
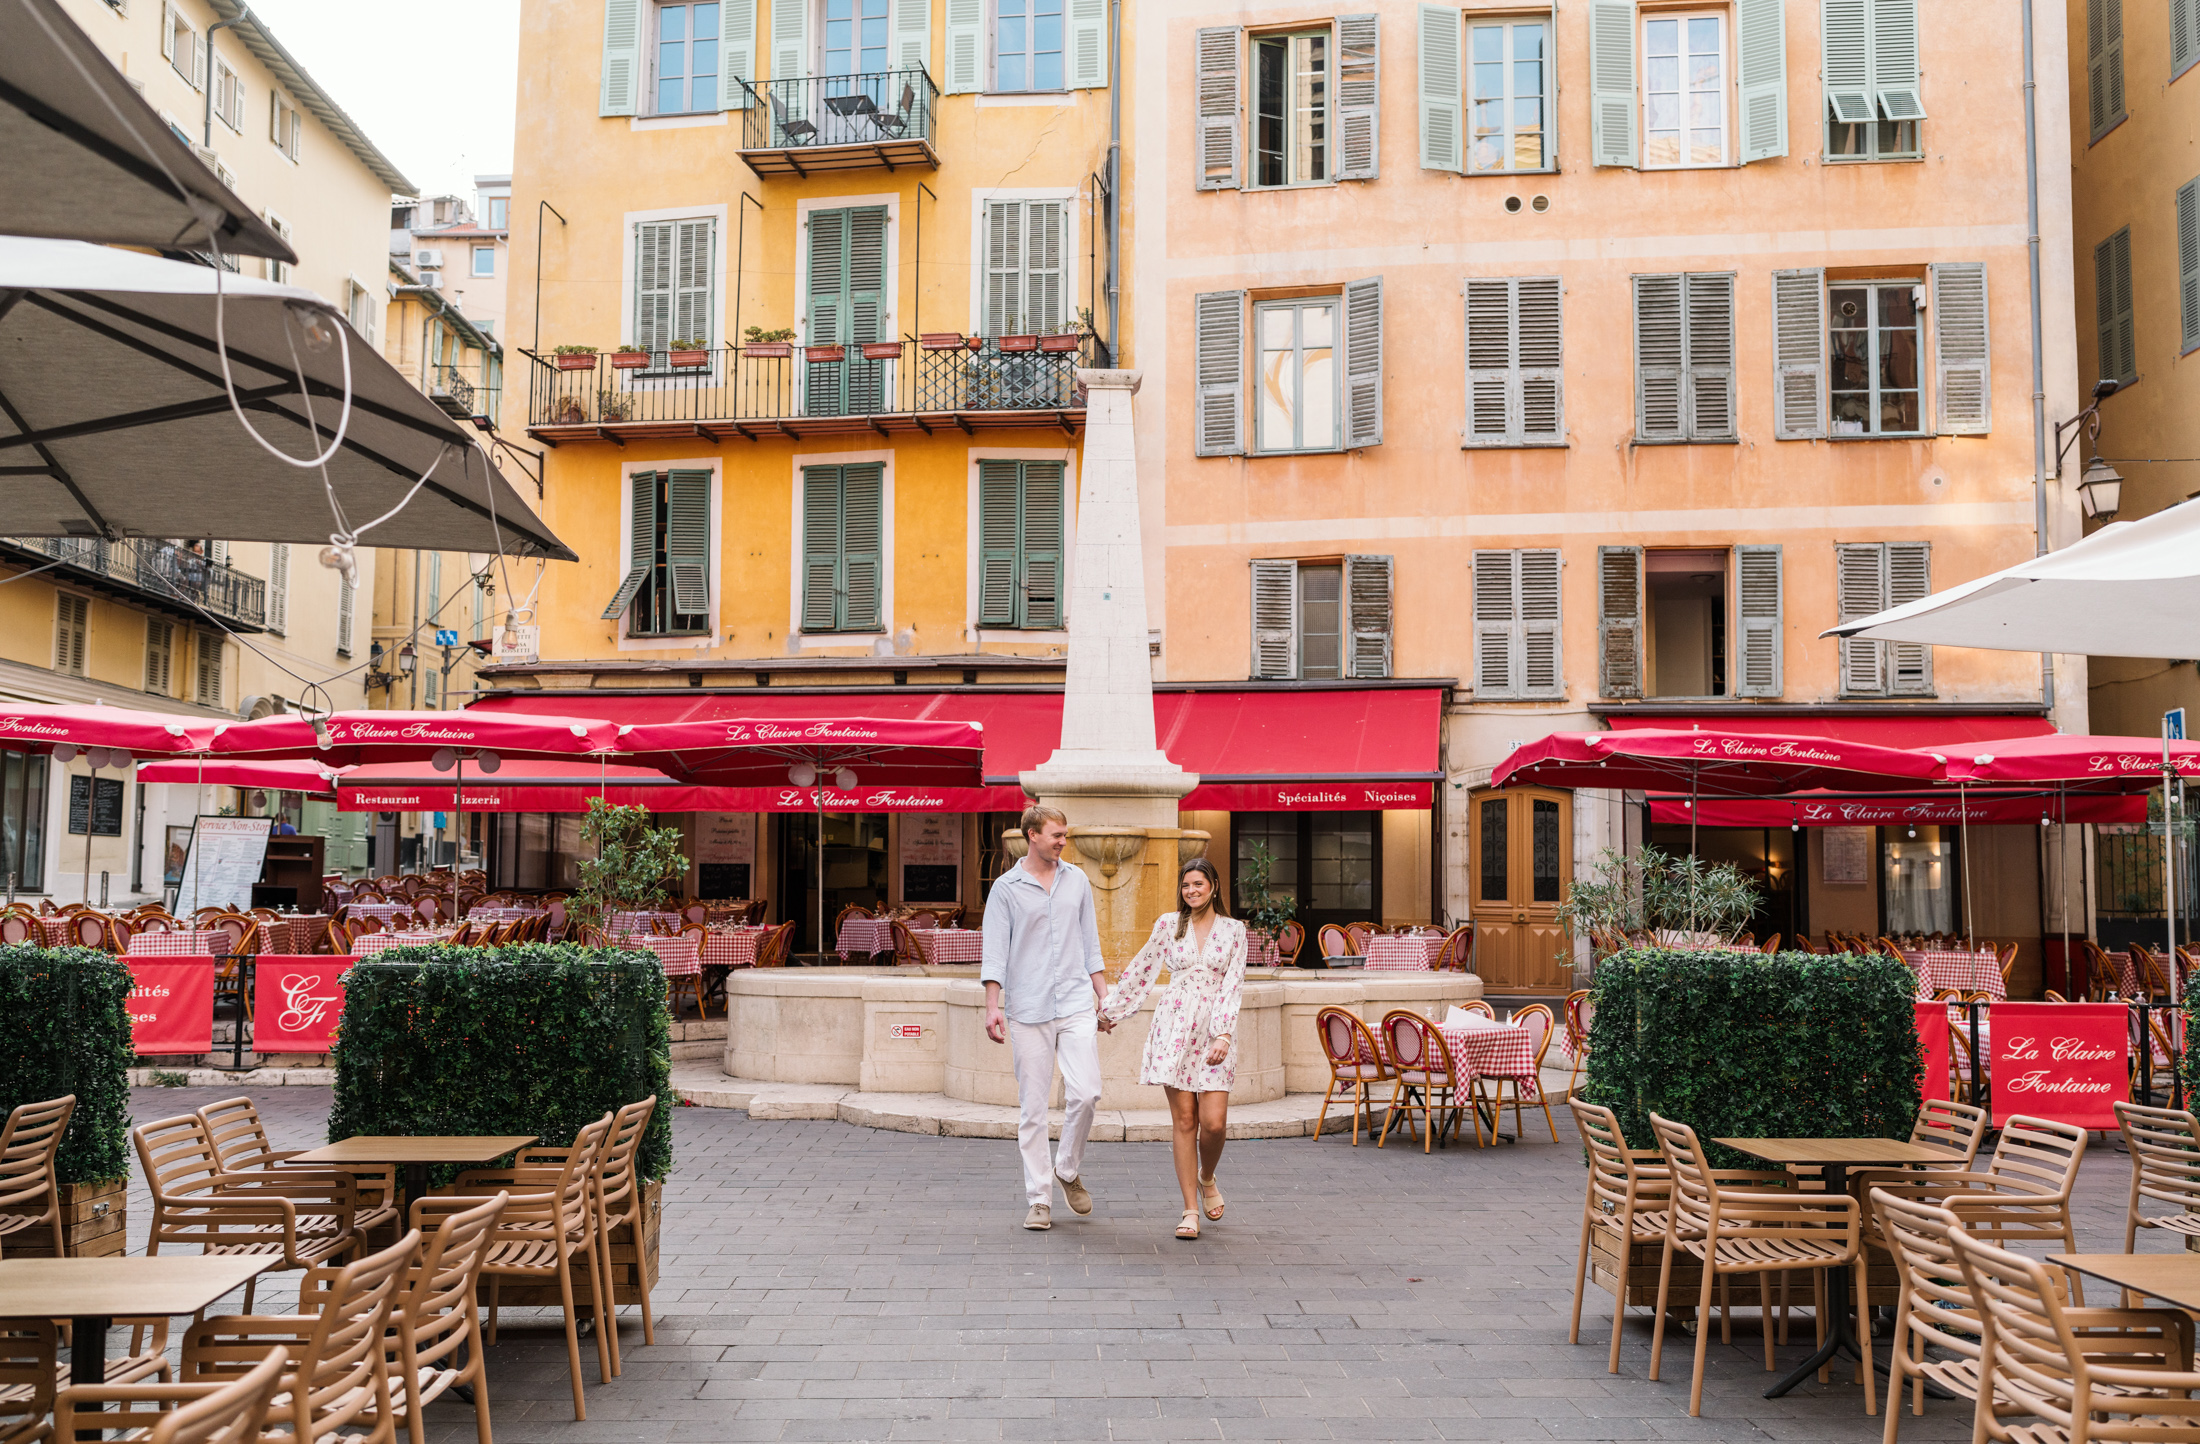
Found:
[121,1086,2174,1443]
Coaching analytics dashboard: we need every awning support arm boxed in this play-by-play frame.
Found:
[0,379,113,539]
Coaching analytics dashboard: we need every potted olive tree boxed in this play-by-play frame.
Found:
[570,798,690,943]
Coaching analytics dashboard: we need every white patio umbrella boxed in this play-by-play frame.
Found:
[1,0,296,262]
[0,238,572,560]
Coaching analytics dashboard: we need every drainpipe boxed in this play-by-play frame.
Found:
[203,5,250,148]
[2022,0,2055,712]
[1105,0,1121,360]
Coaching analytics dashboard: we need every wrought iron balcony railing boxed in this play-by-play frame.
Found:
[523,334,1107,439]
[2,536,267,630]
[736,69,939,174]
[429,364,476,418]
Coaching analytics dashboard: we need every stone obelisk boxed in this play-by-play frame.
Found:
[1020,370,1201,965]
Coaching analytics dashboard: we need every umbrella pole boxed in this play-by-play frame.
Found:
[453,755,463,882]
[2166,729,2183,1108]
[1688,766,1700,938]
[2059,784,2070,994]
[1959,785,1973,948]
[82,781,94,907]
[816,780,826,965]
[192,755,204,916]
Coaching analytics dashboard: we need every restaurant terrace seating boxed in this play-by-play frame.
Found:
[1482,1004,1558,1143]
[55,1340,287,1444]
[366,1192,504,1444]
[0,1321,58,1443]
[2113,1101,2200,1252]
[1376,1011,1470,1152]
[1316,923,1351,958]
[0,1095,73,1258]
[197,1097,398,1244]
[585,1097,660,1363]
[1311,1008,1389,1146]
[1560,991,1592,1100]
[1568,1101,1673,1376]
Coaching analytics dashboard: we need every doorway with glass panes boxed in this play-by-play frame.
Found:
[1467,786,1571,994]
[1232,810,1379,938]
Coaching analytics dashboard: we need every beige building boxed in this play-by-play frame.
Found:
[9,0,421,897]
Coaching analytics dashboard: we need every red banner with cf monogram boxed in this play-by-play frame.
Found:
[250,957,350,1053]
[1989,1001,2129,1129]
[125,957,213,1055]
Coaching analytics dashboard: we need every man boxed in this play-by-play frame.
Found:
[981,805,1104,1231]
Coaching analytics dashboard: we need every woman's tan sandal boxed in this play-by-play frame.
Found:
[1199,1174,1225,1221]
[1175,1210,1200,1240]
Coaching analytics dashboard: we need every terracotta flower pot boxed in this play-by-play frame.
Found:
[861,342,904,360]
[805,345,846,363]
[668,350,710,368]
[996,334,1039,352]
[1038,334,1082,353]
[609,351,651,369]
[743,343,793,358]
[919,332,967,350]
[554,353,598,371]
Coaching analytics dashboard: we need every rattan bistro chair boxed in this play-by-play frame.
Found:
[1312,1008,1390,1145]
[1482,1004,1559,1143]
[1376,1011,1470,1152]
[1569,1101,1673,1375]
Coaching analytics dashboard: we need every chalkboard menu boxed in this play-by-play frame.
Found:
[67,776,124,836]
[902,864,960,903]
[698,862,750,899]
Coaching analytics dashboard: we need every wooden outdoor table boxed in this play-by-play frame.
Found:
[290,1135,538,1211]
[0,1254,271,1434]
[1717,1138,1954,1401]
[2049,1253,2200,1311]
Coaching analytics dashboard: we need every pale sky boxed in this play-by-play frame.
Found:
[245,0,520,203]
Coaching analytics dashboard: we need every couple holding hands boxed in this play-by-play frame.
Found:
[979,805,1247,1240]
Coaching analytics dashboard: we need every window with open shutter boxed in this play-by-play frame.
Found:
[2095,228,2136,386]
[2180,179,2200,355]
[1344,554,1393,679]
[145,619,174,696]
[1251,559,1298,679]
[1589,0,1637,167]
[601,0,642,115]
[1066,0,1107,89]
[1734,544,1783,697]
[892,0,930,76]
[266,543,290,635]
[944,0,981,91]
[1196,28,1242,190]
[1735,0,1787,161]
[2178,0,2200,80]
[1464,276,1564,447]
[605,473,656,621]
[1597,546,1643,699]
[1931,261,1991,434]
[53,595,86,678]
[774,0,808,82]
[2088,0,2125,141]
[336,579,353,657]
[665,469,713,616]
[1885,541,1931,693]
[1336,14,1380,180]
[1418,5,1462,173]
[723,0,756,108]
[801,464,886,633]
[195,632,222,707]
[1634,273,1735,442]
[1342,276,1384,448]
[976,459,1064,630]
[1772,268,1826,439]
[1194,290,1245,456]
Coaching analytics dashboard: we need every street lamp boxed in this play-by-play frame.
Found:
[2077,454,2125,521]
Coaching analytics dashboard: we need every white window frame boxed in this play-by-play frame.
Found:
[1252,294,1343,455]
[269,91,300,161]
[616,457,724,651]
[649,0,723,116]
[472,245,496,277]
[1466,14,1554,176]
[785,448,892,647]
[966,446,1076,642]
[165,4,202,88]
[619,203,730,386]
[1249,27,1334,190]
[343,275,377,345]
[1640,9,1730,171]
[992,0,1066,93]
[264,213,291,285]
[1826,277,1927,438]
[212,54,244,132]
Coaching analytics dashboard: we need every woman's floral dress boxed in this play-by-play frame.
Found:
[1099,913,1248,1091]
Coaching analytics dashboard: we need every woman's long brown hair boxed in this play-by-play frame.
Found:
[1173,857,1228,941]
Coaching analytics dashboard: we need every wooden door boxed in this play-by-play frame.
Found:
[1467,787,1574,992]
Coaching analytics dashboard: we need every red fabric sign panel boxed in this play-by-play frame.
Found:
[127,957,213,1055]
[1989,1002,2129,1129]
[1915,1001,1951,1105]
[251,956,349,1053]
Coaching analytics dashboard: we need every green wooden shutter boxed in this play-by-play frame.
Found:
[773,0,807,81]
[1736,0,1786,161]
[1020,462,1064,628]
[1471,550,1517,697]
[2095,228,2135,385]
[840,463,884,631]
[1596,545,1643,699]
[1194,290,1245,455]
[601,0,641,116]
[1417,6,1462,173]
[1772,267,1826,439]
[2177,0,2200,80]
[1822,0,1874,122]
[1931,261,1991,435]
[2179,178,2200,353]
[846,206,888,411]
[1344,553,1393,679]
[635,222,673,355]
[977,461,1021,627]
[1067,0,1107,89]
[1685,272,1736,440]
[806,209,849,414]
[1886,541,1932,694]
[1336,14,1380,180]
[666,469,712,616]
[603,471,657,619]
[1634,274,1684,440]
[1869,0,1924,121]
[1589,0,1637,168]
[1735,544,1784,698]
[801,467,843,632]
[2089,0,2124,141]
[1342,276,1384,448]
[1251,559,1298,679]
[944,0,982,92]
[725,0,757,108]
[893,0,930,75]
[1196,27,1242,190]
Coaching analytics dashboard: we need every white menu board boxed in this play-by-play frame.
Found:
[176,815,274,913]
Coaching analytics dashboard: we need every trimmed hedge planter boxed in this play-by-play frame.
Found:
[0,946,133,1256]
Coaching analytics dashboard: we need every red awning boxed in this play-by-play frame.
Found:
[451,687,1442,811]
[1602,710,2054,749]
[336,758,1010,813]
[1647,791,2144,827]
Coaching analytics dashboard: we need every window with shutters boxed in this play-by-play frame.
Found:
[994,0,1063,91]
[266,543,289,636]
[1632,272,1736,442]
[1463,275,1564,446]
[269,92,300,161]
[634,217,716,368]
[1468,17,1551,173]
[821,0,888,75]
[800,463,885,633]
[194,632,223,709]
[803,205,887,414]
[1601,547,1753,699]
[264,215,291,286]
[1835,541,1932,695]
[1253,31,1331,187]
[1471,549,1562,700]
[652,2,721,113]
[1775,264,1989,439]
[1822,0,1924,162]
[2179,179,2200,357]
[976,459,1065,630]
[144,619,175,696]
[2088,0,2126,143]
[606,469,714,637]
[1643,13,1727,168]
[164,3,202,87]
[2095,228,2137,387]
[53,595,88,678]
[1254,297,1340,453]
[1828,281,1923,435]
[212,56,244,132]
[980,200,1066,337]
[1248,556,1393,680]
[1197,19,1376,190]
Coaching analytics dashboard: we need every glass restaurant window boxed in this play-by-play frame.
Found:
[1883,825,1956,935]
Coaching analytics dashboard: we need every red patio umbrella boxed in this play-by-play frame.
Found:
[1492,728,1948,795]
[209,709,620,765]
[0,701,218,758]
[136,758,342,798]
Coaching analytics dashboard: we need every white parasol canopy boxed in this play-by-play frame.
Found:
[1821,496,2200,657]
[0,237,573,559]
[1,0,296,262]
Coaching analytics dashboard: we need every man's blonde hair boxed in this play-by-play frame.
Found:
[1020,804,1068,838]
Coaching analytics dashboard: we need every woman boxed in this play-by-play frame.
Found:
[1098,857,1247,1240]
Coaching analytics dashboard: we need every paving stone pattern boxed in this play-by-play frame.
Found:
[123,1087,2178,1443]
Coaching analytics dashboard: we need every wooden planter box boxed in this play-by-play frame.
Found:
[1038,334,1082,353]
[491,1179,659,1307]
[995,334,1038,353]
[609,351,652,369]
[553,353,598,371]
[0,1179,125,1259]
[667,350,710,368]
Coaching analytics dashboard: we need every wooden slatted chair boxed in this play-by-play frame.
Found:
[2114,1101,2200,1256]
[181,1230,416,1444]
[0,1096,71,1259]
[1569,1101,1673,1375]
[54,1340,286,1444]
[1376,1011,1469,1152]
[593,1097,660,1361]
[0,1322,57,1444]
[360,1192,505,1444]
[1312,1008,1390,1146]
[133,1112,360,1314]
[197,1097,398,1245]
[1646,1112,1862,1417]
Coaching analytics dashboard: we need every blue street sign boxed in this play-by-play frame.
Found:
[434,629,459,647]
[2170,708,2187,742]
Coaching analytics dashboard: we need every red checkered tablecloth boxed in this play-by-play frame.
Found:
[911,929,983,965]
[126,929,227,956]
[253,916,331,954]
[1438,1020,1541,1097]
[1906,949,2006,999]
[609,911,682,939]
[352,929,458,956]
[837,918,895,958]
[2114,948,2189,999]
[32,916,81,946]
[700,926,771,969]
[1363,935,1446,971]
[345,902,424,928]
[468,907,549,925]
[1248,935,1281,969]
[632,933,701,977]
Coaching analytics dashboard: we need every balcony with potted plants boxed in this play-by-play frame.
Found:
[735,69,939,177]
[521,322,1105,445]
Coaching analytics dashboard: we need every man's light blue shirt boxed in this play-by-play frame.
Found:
[980,857,1104,1024]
